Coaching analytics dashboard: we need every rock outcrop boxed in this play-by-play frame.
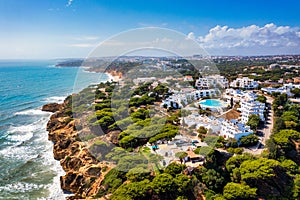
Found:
[42,103,62,112]
[46,98,109,199]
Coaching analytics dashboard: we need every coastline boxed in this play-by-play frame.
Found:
[41,98,71,199]
[44,68,115,199]
[44,95,111,199]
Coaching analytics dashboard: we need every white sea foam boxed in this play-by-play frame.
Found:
[7,115,49,141]
[14,109,50,116]
[43,96,66,103]
[0,182,46,193]
[1,110,66,199]
[45,164,66,200]
[2,117,49,159]
[39,142,66,200]
[7,124,35,142]
[0,145,37,160]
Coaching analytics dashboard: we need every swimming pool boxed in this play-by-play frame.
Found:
[199,99,224,108]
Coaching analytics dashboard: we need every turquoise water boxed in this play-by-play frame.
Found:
[199,99,223,107]
[0,61,108,199]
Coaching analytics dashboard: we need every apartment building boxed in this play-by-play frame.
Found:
[195,75,229,89]
[230,77,259,89]
[220,119,253,140]
[239,99,265,123]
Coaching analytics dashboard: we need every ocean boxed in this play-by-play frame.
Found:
[0,61,108,199]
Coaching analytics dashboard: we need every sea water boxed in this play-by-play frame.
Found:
[0,60,108,199]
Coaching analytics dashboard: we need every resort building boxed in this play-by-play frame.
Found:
[147,134,204,167]
[239,99,265,123]
[261,83,300,97]
[161,88,217,109]
[195,75,229,89]
[230,77,259,89]
[220,119,253,140]
[223,88,257,103]
[182,114,223,133]
[184,76,194,82]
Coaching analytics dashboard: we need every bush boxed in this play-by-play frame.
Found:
[227,147,244,154]
[223,182,257,199]
[175,152,188,159]
[198,126,207,134]
[246,114,261,130]
[239,134,259,147]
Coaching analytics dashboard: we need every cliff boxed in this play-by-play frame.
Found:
[46,97,109,199]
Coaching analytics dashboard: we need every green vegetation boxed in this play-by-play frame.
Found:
[227,147,243,155]
[267,94,300,163]
[239,134,259,147]
[223,182,257,200]
[197,126,207,140]
[215,59,300,81]
[246,114,261,131]
[68,65,300,200]
[291,88,300,98]
[175,152,188,159]
[256,95,267,104]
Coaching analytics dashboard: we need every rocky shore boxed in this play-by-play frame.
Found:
[45,99,109,199]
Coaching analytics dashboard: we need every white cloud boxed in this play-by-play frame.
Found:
[186,32,195,40]
[73,36,99,41]
[69,43,95,48]
[66,0,73,7]
[194,23,300,55]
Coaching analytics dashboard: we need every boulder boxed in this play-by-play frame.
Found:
[42,103,62,112]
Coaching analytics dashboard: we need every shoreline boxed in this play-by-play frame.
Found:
[44,96,109,199]
[44,68,114,199]
[41,98,73,199]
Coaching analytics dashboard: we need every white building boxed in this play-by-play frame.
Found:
[224,88,257,103]
[195,75,229,89]
[133,77,156,85]
[220,119,253,140]
[230,77,259,89]
[183,114,223,134]
[184,76,194,82]
[239,99,265,123]
[161,88,217,109]
[261,83,300,97]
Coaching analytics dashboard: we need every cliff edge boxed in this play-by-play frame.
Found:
[46,97,109,199]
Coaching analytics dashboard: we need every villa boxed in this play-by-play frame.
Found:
[261,83,300,96]
[182,114,223,133]
[184,75,194,82]
[161,88,217,109]
[148,134,204,167]
[222,88,265,123]
[239,99,265,123]
[220,119,253,140]
[230,77,259,89]
[195,75,229,89]
[224,88,257,103]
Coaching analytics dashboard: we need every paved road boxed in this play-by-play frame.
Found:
[260,96,274,145]
[243,95,274,155]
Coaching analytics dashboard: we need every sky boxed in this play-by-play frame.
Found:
[1,0,300,59]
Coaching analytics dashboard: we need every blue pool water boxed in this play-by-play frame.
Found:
[199,99,224,107]
[0,61,108,199]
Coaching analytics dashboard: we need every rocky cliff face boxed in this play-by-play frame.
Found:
[46,98,109,199]
[42,103,62,112]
